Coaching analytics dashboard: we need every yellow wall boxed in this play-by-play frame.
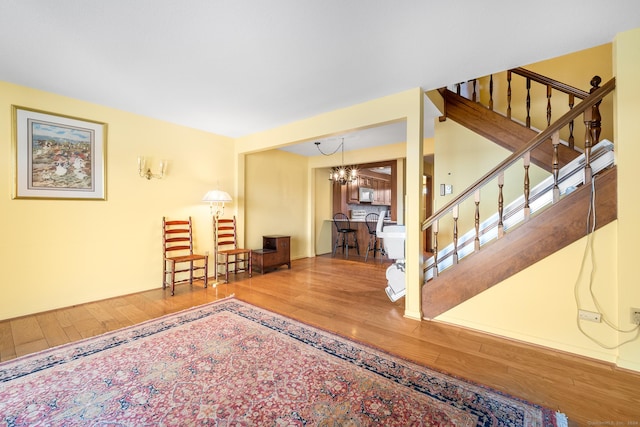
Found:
[433,119,549,243]
[244,149,309,259]
[0,82,235,320]
[437,222,620,362]
[314,167,334,255]
[614,27,640,372]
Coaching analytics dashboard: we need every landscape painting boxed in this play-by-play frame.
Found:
[12,106,107,200]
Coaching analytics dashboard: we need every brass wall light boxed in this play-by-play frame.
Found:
[138,156,166,180]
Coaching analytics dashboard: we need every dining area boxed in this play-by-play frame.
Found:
[325,160,398,262]
[330,209,394,261]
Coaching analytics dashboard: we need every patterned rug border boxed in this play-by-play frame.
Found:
[226,299,566,427]
[0,295,237,382]
[0,296,567,426]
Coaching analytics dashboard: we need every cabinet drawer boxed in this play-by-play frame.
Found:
[254,236,291,274]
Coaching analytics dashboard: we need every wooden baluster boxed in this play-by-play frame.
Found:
[471,79,477,102]
[432,220,439,278]
[568,94,575,149]
[583,110,593,185]
[498,173,505,238]
[546,84,552,127]
[552,131,560,203]
[489,74,494,111]
[523,151,531,221]
[526,77,531,128]
[456,83,461,96]
[474,190,481,251]
[452,205,459,264]
[507,70,512,119]
[590,76,602,144]
[583,76,602,185]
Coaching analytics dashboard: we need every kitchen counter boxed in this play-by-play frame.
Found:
[326,218,397,258]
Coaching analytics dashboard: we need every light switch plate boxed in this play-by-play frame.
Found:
[440,184,453,196]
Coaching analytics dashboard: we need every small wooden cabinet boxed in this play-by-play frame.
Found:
[252,235,291,274]
[347,180,359,203]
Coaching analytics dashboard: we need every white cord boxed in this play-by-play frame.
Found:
[574,175,640,349]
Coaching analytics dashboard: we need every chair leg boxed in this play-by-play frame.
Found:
[352,231,360,256]
[335,233,346,257]
[248,251,253,277]
[162,260,167,289]
[225,254,230,284]
[170,260,176,296]
[342,233,348,256]
[345,233,349,258]
[372,236,378,259]
[204,256,209,288]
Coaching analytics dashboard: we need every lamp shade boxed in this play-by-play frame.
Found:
[202,190,232,203]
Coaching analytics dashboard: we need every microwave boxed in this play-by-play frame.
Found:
[359,187,374,202]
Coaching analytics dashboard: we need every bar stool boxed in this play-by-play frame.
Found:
[332,213,360,257]
[364,212,384,262]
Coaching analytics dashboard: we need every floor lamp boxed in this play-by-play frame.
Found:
[202,189,232,286]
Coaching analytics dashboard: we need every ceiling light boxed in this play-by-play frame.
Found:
[315,138,358,185]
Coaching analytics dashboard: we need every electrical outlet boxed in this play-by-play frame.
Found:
[631,308,640,325]
[578,309,602,323]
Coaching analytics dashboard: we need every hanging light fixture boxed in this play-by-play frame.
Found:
[314,138,358,185]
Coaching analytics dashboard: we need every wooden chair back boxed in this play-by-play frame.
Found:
[215,217,238,250]
[162,217,208,295]
[163,218,195,257]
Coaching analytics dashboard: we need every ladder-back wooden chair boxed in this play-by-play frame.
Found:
[162,217,208,295]
[214,216,252,283]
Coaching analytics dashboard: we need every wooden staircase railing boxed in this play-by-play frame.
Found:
[440,89,579,172]
[459,67,592,149]
[422,166,617,319]
[422,76,615,280]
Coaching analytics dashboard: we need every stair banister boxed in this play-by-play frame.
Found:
[506,67,590,147]
[510,67,590,100]
[422,77,615,232]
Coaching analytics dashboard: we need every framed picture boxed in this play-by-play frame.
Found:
[12,106,107,200]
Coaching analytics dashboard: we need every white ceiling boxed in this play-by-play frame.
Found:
[1,1,639,155]
[279,121,409,157]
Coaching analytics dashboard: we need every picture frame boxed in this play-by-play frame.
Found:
[12,106,107,200]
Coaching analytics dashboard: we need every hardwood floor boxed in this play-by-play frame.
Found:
[2,255,639,425]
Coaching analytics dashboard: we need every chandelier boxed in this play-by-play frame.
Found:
[314,138,358,185]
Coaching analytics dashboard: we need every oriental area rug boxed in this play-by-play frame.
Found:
[0,298,567,426]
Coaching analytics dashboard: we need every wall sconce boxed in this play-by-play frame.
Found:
[202,189,232,218]
[138,156,166,180]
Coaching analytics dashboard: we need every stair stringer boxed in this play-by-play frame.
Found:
[442,89,580,172]
[421,166,617,320]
